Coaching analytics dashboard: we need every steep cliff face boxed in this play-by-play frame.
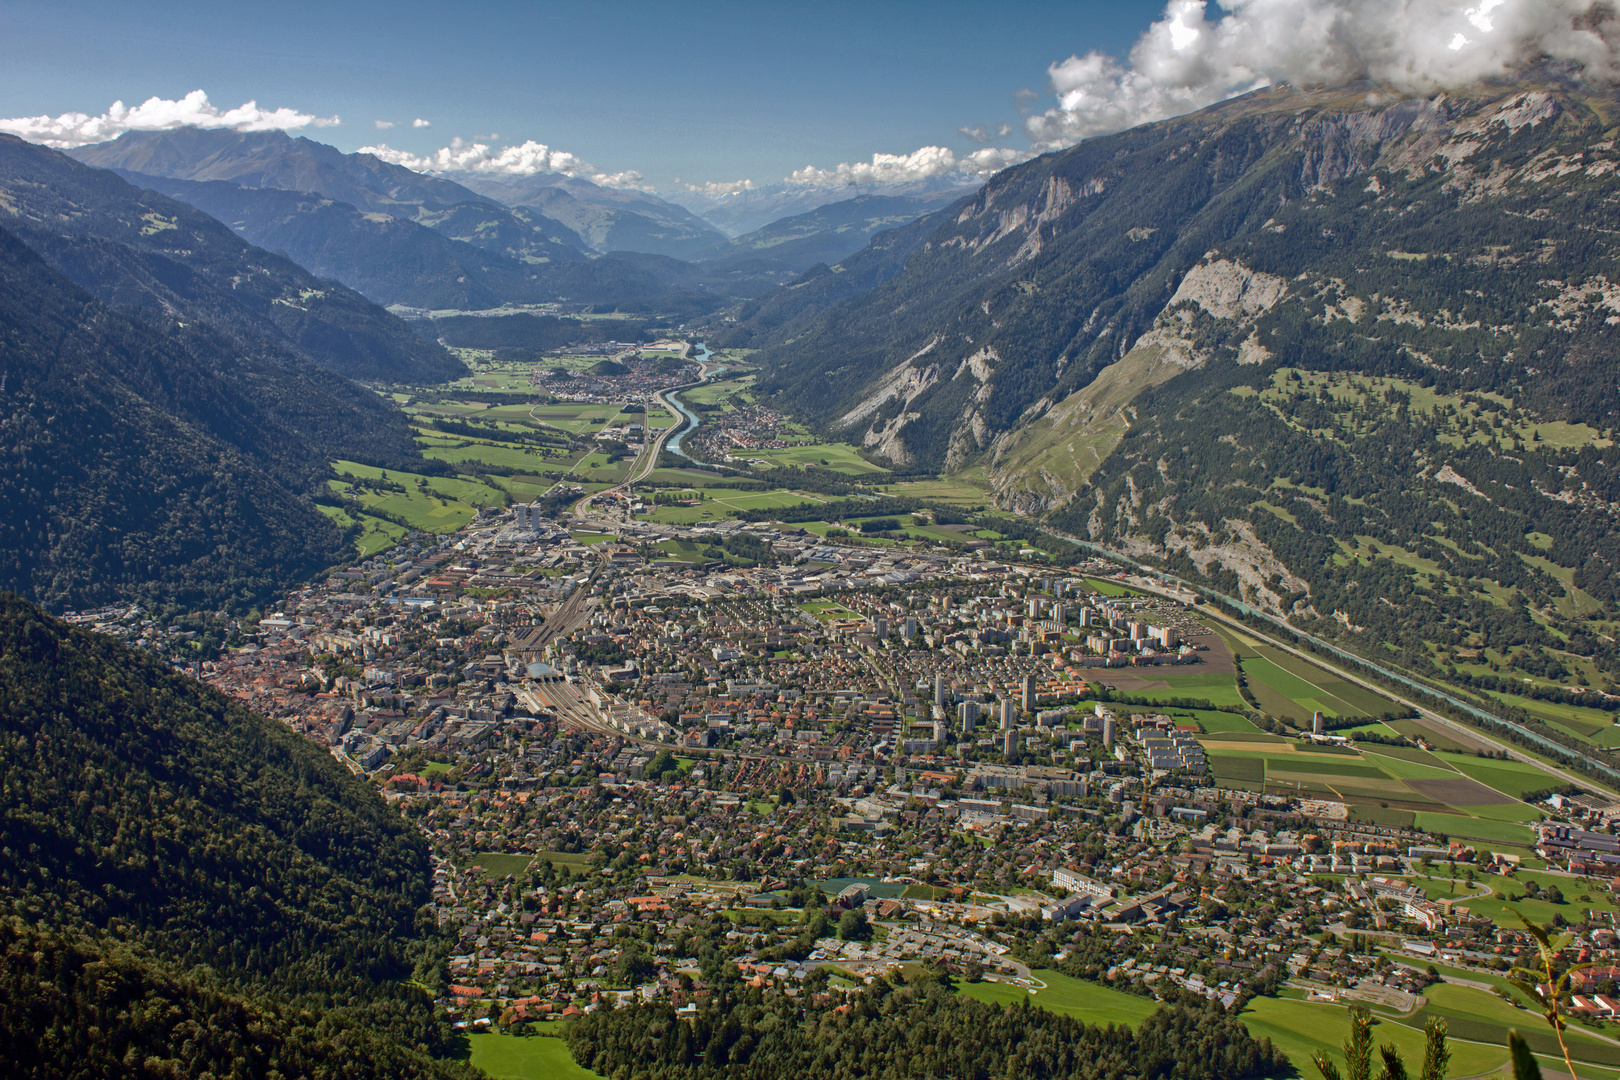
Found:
[741,82,1617,482]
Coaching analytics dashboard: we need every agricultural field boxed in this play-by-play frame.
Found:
[415,434,577,473]
[328,460,507,533]
[745,442,888,474]
[1199,732,1544,838]
[1238,988,1620,1080]
[641,489,830,525]
[878,476,991,507]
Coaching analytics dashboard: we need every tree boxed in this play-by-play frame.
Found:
[837,908,872,942]
[1313,1006,1448,1080]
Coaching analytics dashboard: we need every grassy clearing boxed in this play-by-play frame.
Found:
[328,460,504,532]
[957,970,1161,1028]
[466,852,535,879]
[315,504,407,556]
[466,1031,601,1080]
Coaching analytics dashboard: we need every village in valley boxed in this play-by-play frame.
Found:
[72,338,1620,1078]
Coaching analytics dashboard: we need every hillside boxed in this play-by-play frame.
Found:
[0,225,419,612]
[0,593,472,1077]
[118,173,561,310]
[718,191,976,272]
[731,80,1620,691]
[0,134,462,383]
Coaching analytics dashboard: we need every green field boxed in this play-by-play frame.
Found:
[644,489,828,524]
[467,1031,601,1080]
[1198,736,1548,825]
[466,852,535,879]
[745,442,888,475]
[1126,670,1249,709]
[1412,812,1534,844]
[1236,996,1515,1080]
[329,460,507,534]
[315,504,407,556]
[958,970,1161,1029]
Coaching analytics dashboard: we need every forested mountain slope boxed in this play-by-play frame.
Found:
[120,173,561,310]
[71,128,750,311]
[0,594,471,1078]
[0,226,414,611]
[0,135,461,383]
[734,79,1620,688]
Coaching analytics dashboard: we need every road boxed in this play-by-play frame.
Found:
[572,353,726,522]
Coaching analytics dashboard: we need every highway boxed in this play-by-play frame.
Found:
[1041,526,1613,792]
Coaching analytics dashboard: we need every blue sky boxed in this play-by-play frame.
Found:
[0,0,1169,188]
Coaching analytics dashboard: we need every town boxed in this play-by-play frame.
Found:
[73,497,1620,1060]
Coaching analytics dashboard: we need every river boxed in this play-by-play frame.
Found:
[665,343,724,459]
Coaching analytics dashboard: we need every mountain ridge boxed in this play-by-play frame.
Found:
[730,77,1620,685]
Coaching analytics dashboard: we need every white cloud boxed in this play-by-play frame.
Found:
[787,144,1031,186]
[374,119,395,130]
[684,178,756,195]
[592,169,654,191]
[0,90,339,148]
[1027,0,1620,150]
[412,117,431,128]
[358,137,591,176]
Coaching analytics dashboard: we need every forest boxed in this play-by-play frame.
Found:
[0,594,470,1078]
[567,977,1287,1080]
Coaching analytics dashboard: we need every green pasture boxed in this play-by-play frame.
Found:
[1412,813,1534,844]
[467,1031,601,1080]
[315,504,406,557]
[879,477,990,506]
[957,970,1160,1029]
[643,489,826,524]
[745,442,888,474]
[465,852,536,879]
[417,436,569,473]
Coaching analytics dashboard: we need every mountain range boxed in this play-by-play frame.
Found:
[725,79,1620,686]
[0,134,454,613]
[66,129,975,310]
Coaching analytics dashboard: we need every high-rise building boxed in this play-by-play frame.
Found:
[1000,698,1016,730]
[874,617,888,641]
[1027,598,1043,619]
[1102,714,1116,747]
[934,673,948,707]
[958,701,981,728]
[1003,728,1020,761]
[933,719,946,744]
[1021,672,1037,711]
[902,616,919,640]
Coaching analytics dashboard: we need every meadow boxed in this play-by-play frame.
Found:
[466,1031,601,1080]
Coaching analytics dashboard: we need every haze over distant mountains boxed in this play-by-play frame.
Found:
[65,128,977,311]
